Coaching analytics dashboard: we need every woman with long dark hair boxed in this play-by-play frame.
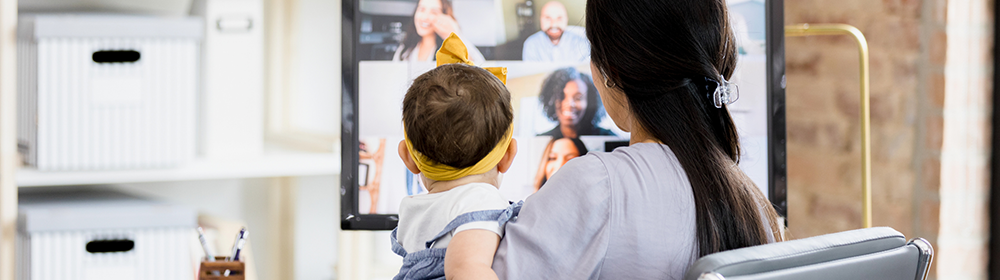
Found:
[391,0,484,63]
[537,67,614,138]
[492,0,781,278]
[532,137,588,192]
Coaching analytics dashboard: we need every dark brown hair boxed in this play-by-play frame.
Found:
[586,0,781,256]
[402,63,513,169]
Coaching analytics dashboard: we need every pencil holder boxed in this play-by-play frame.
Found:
[199,256,245,280]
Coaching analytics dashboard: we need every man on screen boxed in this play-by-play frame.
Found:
[522,1,590,62]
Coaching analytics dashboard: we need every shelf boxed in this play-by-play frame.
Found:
[17,149,341,187]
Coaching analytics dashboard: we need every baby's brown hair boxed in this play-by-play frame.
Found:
[403,63,513,169]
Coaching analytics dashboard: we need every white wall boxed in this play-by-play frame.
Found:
[289,0,341,136]
[294,175,339,280]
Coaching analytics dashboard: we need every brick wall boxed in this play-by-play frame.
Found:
[785,0,922,238]
[784,0,992,278]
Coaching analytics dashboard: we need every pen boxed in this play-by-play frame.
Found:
[229,227,249,261]
[198,227,222,276]
[197,227,215,261]
[224,227,249,277]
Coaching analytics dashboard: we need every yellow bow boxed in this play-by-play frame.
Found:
[436,33,507,84]
[404,33,513,182]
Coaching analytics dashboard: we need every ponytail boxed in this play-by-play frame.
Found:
[586,0,782,256]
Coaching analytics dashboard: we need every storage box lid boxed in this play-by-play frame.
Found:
[19,14,203,40]
[18,190,197,233]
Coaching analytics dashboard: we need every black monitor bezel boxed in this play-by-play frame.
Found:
[341,0,788,230]
[341,0,401,230]
[766,0,788,220]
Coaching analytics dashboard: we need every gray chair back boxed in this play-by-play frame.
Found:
[684,227,933,280]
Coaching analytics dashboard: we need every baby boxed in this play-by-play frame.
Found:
[391,34,519,280]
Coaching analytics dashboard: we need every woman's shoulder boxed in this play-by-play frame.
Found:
[589,142,672,162]
[604,141,678,158]
[592,143,688,184]
[544,153,611,187]
[552,143,678,179]
[538,143,688,201]
[533,153,612,203]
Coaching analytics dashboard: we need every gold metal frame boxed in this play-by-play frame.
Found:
[785,24,872,228]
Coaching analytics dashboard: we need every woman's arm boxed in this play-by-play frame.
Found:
[445,229,501,280]
[492,155,612,279]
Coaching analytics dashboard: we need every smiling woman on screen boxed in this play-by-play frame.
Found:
[393,0,485,64]
[537,67,614,139]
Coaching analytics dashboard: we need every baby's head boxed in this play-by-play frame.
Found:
[399,63,516,188]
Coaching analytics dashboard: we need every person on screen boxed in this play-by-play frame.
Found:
[538,67,614,138]
[532,137,588,192]
[358,139,386,214]
[493,0,782,278]
[392,0,486,64]
[392,36,518,280]
[521,1,590,62]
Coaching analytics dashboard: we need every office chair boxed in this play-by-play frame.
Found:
[684,227,933,280]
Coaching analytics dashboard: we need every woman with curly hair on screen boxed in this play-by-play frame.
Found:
[537,67,615,139]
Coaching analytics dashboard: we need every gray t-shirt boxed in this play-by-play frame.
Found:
[492,143,699,279]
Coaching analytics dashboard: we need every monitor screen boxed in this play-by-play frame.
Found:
[341,0,786,230]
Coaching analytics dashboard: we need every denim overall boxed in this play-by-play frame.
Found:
[390,201,523,280]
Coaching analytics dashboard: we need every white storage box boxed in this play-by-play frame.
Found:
[191,0,265,159]
[17,190,197,280]
[17,15,204,171]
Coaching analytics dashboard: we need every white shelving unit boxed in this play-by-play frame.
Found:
[17,149,340,187]
[0,0,341,279]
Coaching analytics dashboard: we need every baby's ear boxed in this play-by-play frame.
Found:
[398,140,421,174]
[497,138,518,173]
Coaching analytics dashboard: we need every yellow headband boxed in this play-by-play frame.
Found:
[404,33,512,182]
[405,127,513,181]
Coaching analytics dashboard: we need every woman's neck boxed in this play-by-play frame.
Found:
[628,120,662,145]
[417,35,437,61]
[560,124,579,139]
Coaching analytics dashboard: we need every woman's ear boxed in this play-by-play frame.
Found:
[398,140,421,174]
[497,138,518,173]
[590,62,632,133]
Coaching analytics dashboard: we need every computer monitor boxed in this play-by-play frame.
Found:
[341,0,786,230]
